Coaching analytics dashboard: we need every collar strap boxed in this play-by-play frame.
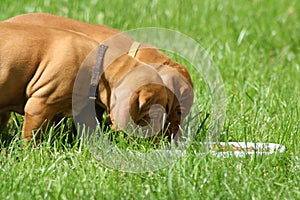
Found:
[128,41,140,58]
[89,44,108,100]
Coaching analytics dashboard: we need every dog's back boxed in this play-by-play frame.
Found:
[6,13,193,86]
[0,22,98,115]
[6,13,121,41]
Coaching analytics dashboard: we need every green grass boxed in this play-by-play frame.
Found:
[0,0,300,199]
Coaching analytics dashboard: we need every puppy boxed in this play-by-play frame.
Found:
[6,13,194,139]
[0,22,167,141]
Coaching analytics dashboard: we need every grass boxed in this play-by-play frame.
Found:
[0,0,300,199]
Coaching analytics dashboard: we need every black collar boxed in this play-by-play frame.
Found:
[89,44,108,100]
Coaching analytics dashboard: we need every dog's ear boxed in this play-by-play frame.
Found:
[128,87,153,122]
[129,90,140,123]
[138,93,148,110]
[129,84,168,127]
[130,84,167,113]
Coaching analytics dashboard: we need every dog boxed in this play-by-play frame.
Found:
[0,22,168,141]
[6,13,194,139]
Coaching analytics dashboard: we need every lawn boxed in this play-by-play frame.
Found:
[0,0,299,199]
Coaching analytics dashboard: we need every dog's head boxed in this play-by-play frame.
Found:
[129,83,168,136]
[109,65,168,138]
[134,47,194,140]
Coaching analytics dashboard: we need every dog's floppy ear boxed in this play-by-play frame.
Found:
[138,94,148,110]
[110,87,149,130]
[129,84,168,126]
[128,85,153,123]
[128,89,140,123]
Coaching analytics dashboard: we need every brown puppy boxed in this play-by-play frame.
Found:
[6,13,194,139]
[0,22,167,141]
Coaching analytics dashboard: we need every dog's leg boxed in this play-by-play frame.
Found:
[0,112,11,130]
[22,97,56,141]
